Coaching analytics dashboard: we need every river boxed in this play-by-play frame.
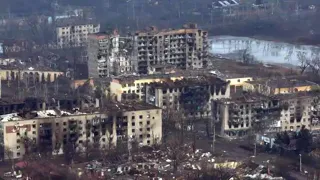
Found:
[210,36,320,66]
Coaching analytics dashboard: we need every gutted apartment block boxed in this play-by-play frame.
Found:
[87,32,134,78]
[278,93,319,132]
[216,91,320,138]
[145,75,230,120]
[216,92,282,138]
[56,19,100,48]
[0,102,162,159]
[134,24,208,74]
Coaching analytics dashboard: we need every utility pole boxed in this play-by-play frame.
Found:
[299,153,302,172]
[211,101,217,153]
[128,136,132,162]
[132,0,136,20]
[212,118,215,153]
[254,142,257,157]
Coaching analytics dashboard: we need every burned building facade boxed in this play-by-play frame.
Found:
[56,20,100,48]
[145,75,230,120]
[0,103,162,159]
[134,24,208,74]
[216,91,320,138]
[216,92,282,138]
[278,93,320,132]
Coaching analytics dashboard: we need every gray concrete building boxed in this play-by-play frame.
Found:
[134,24,208,74]
[87,32,134,78]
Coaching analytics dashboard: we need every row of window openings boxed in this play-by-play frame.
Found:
[123,89,141,94]
[17,131,36,136]
[281,112,312,117]
[17,137,36,144]
[132,127,151,133]
[228,123,250,129]
[76,133,152,144]
[56,115,150,126]
[286,118,310,123]
[284,125,310,130]
[59,121,151,132]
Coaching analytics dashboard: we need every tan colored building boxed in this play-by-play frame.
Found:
[134,24,208,74]
[0,102,162,159]
[243,78,316,95]
[110,74,184,102]
[0,68,64,82]
[277,93,319,132]
[227,76,253,87]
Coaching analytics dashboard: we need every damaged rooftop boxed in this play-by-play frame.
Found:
[249,77,317,89]
[96,101,162,113]
[229,91,278,103]
[135,24,206,36]
[0,102,161,122]
[114,69,220,85]
[148,75,227,89]
[0,64,62,72]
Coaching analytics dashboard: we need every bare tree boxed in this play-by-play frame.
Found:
[297,51,310,74]
[165,135,188,172]
[4,147,15,172]
[162,106,185,144]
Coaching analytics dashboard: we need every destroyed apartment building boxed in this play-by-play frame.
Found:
[56,18,100,48]
[215,92,282,138]
[145,75,230,120]
[215,91,320,138]
[0,102,162,159]
[277,92,320,133]
[243,77,316,95]
[87,31,134,78]
[86,24,208,76]
[108,70,211,102]
[134,24,208,74]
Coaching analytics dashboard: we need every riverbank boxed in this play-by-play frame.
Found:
[251,35,320,46]
[210,36,320,66]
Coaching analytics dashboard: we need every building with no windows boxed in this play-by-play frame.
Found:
[0,102,162,159]
[134,24,208,74]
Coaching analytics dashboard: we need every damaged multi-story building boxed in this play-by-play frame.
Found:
[0,102,162,159]
[87,31,134,78]
[0,66,64,82]
[216,91,320,138]
[145,75,230,120]
[215,92,282,138]
[56,18,100,48]
[277,92,320,132]
[109,73,184,102]
[134,24,208,74]
[243,77,316,95]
